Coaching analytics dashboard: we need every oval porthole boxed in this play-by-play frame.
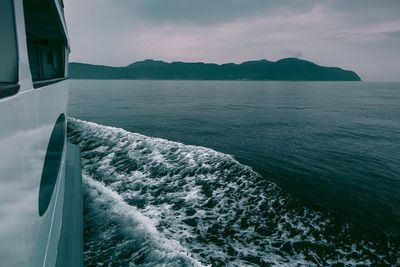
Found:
[38,113,66,216]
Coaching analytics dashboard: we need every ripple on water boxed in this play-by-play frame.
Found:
[68,118,400,266]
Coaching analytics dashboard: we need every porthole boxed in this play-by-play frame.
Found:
[38,113,66,216]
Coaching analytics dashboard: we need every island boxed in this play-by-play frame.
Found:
[68,58,361,81]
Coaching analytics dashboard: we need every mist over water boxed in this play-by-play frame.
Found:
[68,80,400,266]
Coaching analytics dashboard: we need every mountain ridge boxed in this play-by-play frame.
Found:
[69,58,361,81]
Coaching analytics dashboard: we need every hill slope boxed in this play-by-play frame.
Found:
[69,58,361,81]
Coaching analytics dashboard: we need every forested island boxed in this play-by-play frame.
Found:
[69,58,361,81]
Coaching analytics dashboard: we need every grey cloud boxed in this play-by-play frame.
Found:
[325,0,400,28]
[64,0,400,81]
[385,30,400,38]
[283,49,303,58]
[327,0,400,15]
[115,0,318,25]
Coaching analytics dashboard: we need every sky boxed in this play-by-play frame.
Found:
[64,0,400,81]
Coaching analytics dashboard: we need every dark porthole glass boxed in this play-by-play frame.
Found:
[38,113,66,216]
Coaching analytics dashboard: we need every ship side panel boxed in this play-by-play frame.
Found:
[0,81,68,267]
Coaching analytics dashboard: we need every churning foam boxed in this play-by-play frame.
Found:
[68,118,399,266]
[83,174,205,266]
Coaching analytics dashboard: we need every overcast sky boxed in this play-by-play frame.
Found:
[64,0,400,81]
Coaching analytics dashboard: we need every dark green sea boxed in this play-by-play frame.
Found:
[68,80,400,266]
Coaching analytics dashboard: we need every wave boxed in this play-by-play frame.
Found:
[67,118,400,266]
[83,174,205,266]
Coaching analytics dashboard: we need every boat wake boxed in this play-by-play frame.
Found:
[67,118,399,266]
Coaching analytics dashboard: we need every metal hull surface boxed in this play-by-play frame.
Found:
[0,81,70,267]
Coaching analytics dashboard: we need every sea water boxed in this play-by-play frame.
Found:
[68,80,400,266]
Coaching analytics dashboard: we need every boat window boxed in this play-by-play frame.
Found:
[0,0,19,98]
[23,0,66,87]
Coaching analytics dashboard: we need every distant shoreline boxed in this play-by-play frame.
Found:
[69,58,361,81]
[69,78,362,82]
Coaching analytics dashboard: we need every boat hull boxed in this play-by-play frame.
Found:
[0,80,80,267]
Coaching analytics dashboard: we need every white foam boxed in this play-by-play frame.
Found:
[83,174,206,267]
[68,117,400,266]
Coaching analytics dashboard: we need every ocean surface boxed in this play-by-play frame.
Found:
[68,80,400,266]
